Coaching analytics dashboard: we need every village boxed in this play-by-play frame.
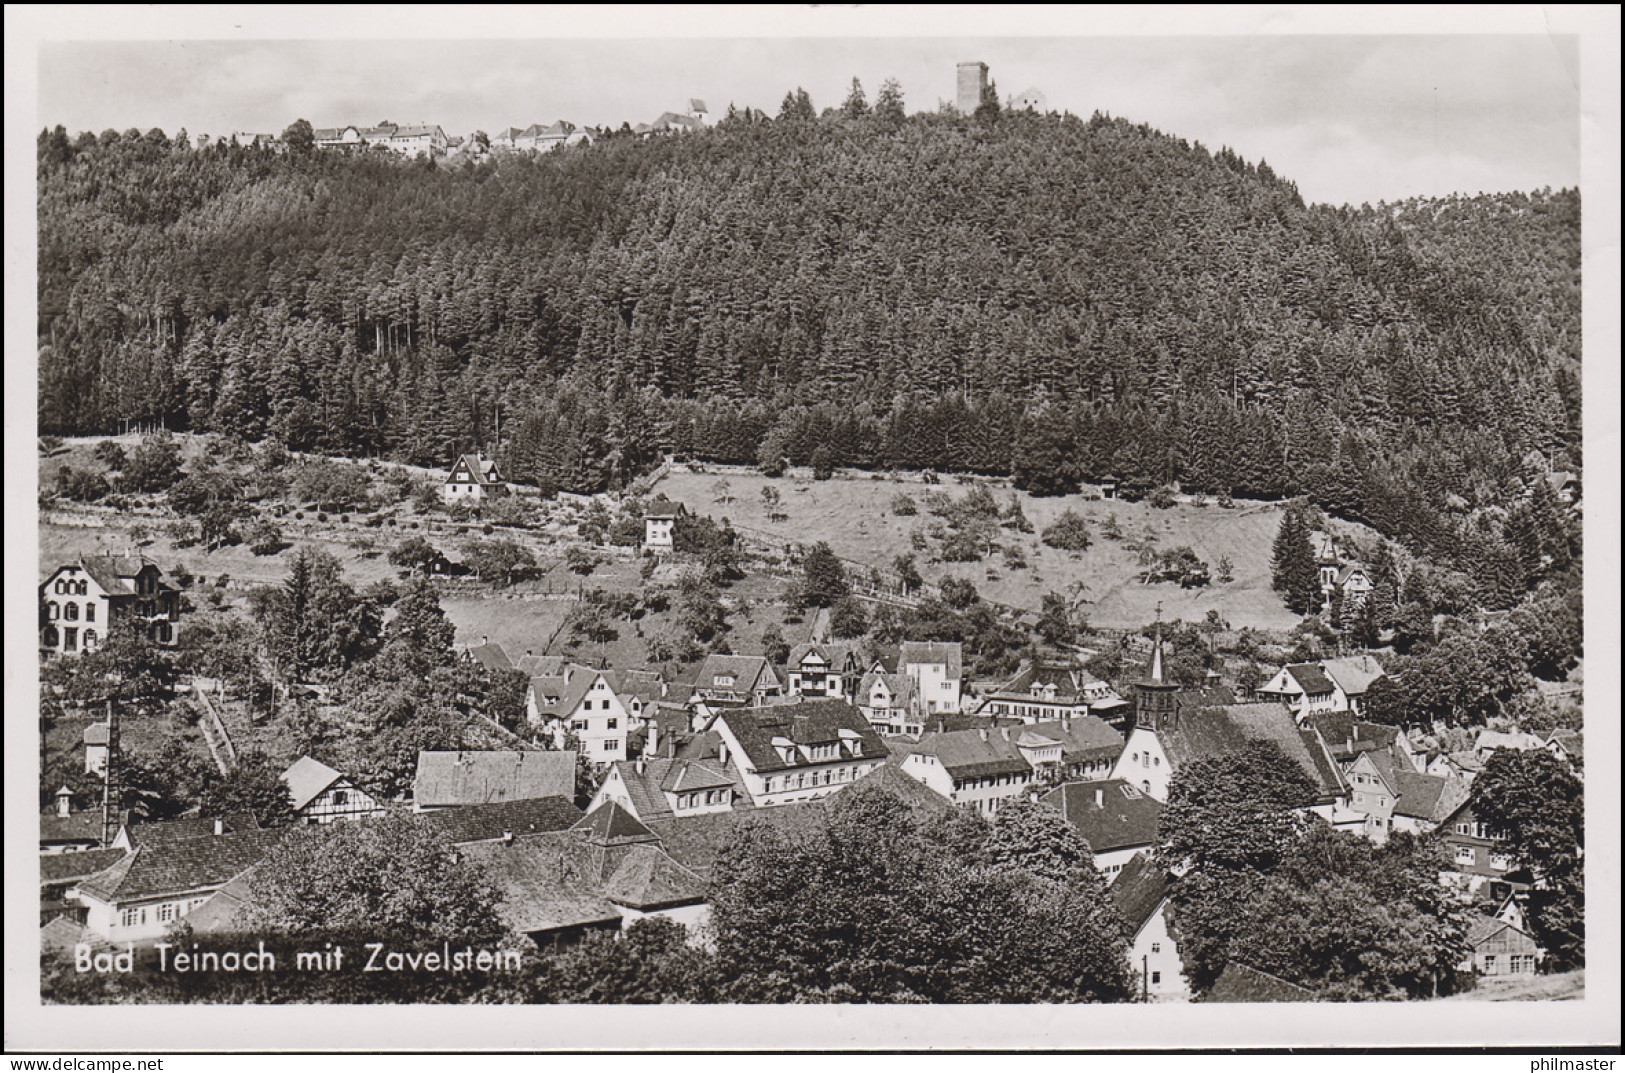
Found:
[36,428,1584,1002]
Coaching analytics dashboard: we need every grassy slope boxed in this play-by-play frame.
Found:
[656,469,1327,630]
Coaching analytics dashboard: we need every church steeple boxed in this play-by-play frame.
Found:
[1134,620,1180,733]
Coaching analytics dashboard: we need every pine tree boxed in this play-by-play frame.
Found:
[1270,506,1320,616]
[841,77,870,120]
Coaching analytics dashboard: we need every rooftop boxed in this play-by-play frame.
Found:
[413,750,575,808]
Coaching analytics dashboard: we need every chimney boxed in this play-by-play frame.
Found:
[978,728,988,741]
[1061,714,1071,732]
[1002,726,1012,741]
[56,787,72,817]
[635,757,646,775]
[1094,787,1104,808]
[213,817,224,836]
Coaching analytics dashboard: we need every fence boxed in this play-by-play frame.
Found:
[190,685,237,775]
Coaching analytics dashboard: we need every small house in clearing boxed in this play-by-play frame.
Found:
[643,499,685,549]
[442,453,506,502]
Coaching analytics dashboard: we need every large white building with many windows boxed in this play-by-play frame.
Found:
[40,555,181,656]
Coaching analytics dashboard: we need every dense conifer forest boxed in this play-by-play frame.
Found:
[37,103,1580,600]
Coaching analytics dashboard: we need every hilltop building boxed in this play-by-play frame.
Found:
[957,61,989,114]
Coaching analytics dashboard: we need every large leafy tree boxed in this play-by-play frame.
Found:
[254,547,381,681]
[799,542,849,608]
[708,788,1132,1003]
[1156,740,1318,872]
[241,812,501,941]
[198,749,296,826]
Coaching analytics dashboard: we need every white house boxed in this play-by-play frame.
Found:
[527,664,638,764]
[643,499,684,549]
[975,659,1130,733]
[40,554,182,655]
[1257,663,1348,722]
[70,827,286,943]
[898,641,964,713]
[786,642,866,701]
[442,453,506,502]
[856,670,922,736]
[711,700,889,807]
[280,756,383,825]
[83,722,110,776]
[1111,853,1190,1001]
[688,654,785,709]
[900,726,1036,816]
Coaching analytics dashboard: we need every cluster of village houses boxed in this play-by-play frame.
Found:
[38,459,1582,996]
[191,100,712,158]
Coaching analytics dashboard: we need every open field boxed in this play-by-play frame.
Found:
[654,468,1359,630]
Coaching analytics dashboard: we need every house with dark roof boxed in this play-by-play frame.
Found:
[898,641,964,713]
[642,802,827,881]
[787,642,868,702]
[1202,962,1315,1003]
[1344,748,1469,842]
[415,795,583,845]
[1041,780,1163,878]
[688,653,785,709]
[835,762,954,815]
[464,640,514,673]
[1110,853,1188,1000]
[901,726,1036,815]
[40,792,106,854]
[1257,662,1346,721]
[40,553,181,656]
[460,801,709,946]
[412,750,576,810]
[591,756,752,822]
[712,700,890,807]
[1025,716,1125,781]
[71,826,287,942]
[280,756,383,825]
[975,659,1129,733]
[442,453,505,502]
[111,812,259,852]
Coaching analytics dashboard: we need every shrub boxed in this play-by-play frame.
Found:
[1149,485,1179,510]
[890,493,918,517]
[1041,510,1093,551]
[810,446,835,481]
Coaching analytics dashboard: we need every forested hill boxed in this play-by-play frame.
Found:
[37,111,1580,595]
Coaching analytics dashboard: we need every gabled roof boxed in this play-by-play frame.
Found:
[858,671,916,708]
[605,758,748,821]
[280,756,347,813]
[1475,729,1544,755]
[461,835,625,934]
[83,721,111,746]
[719,700,889,773]
[40,847,129,886]
[413,750,575,808]
[1109,852,1170,934]
[898,641,963,680]
[1467,913,1535,947]
[1204,962,1314,1003]
[59,555,169,598]
[1042,780,1163,855]
[689,99,709,114]
[517,653,568,677]
[1547,729,1582,762]
[448,453,501,486]
[1320,655,1386,696]
[183,866,258,933]
[1159,703,1345,801]
[692,654,780,697]
[908,727,1032,779]
[416,795,583,844]
[1282,663,1337,696]
[643,497,684,520]
[990,659,1112,703]
[41,916,87,954]
[465,641,514,673]
[789,641,866,673]
[1305,713,1398,760]
[75,827,286,903]
[1391,770,1470,823]
[1335,565,1370,585]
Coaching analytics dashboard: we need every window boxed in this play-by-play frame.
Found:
[332,790,348,806]
[1151,943,1161,954]
[47,601,59,620]
[64,627,78,652]
[120,907,145,928]
[571,721,586,732]
[64,602,79,621]
[158,902,177,923]
[79,580,89,595]
[1455,846,1475,864]
[85,602,95,622]
[1151,971,1162,985]
[83,629,97,651]
[1490,853,1512,871]
[602,699,611,710]
[158,623,172,643]
[1456,822,1471,835]
[603,740,619,752]
[1131,752,1139,763]
[1152,756,1159,766]
[41,626,58,647]
[1141,780,1151,794]
[1482,954,1496,973]
[606,718,618,730]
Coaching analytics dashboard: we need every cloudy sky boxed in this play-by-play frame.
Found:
[21,8,1594,207]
